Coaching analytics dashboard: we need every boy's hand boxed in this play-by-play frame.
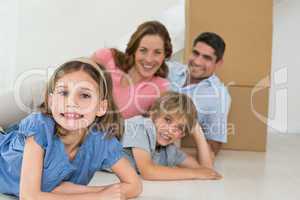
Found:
[193,167,222,180]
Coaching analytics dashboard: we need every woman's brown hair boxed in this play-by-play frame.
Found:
[112,20,173,78]
[39,58,124,139]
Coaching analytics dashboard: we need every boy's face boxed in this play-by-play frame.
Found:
[153,113,187,146]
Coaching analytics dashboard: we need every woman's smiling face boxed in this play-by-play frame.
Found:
[133,34,165,79]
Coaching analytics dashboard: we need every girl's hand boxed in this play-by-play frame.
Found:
[193,167,222,180]
[97,183,126,200]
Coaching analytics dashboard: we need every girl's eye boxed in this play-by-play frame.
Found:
[58,91,68,96]
[80,93,91,99]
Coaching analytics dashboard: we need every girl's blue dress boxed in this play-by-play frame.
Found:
[0,113,123,196]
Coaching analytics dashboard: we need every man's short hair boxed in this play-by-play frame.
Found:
[193,32,226,62]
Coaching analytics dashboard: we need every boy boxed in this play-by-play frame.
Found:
[121,91,221,180]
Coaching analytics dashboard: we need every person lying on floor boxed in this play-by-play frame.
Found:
[121,91,222,181]
[0,58,142,199]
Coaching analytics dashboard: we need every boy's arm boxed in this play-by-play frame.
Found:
[132,147,221,181]
[178,123,215,169]
[191,123,214,168]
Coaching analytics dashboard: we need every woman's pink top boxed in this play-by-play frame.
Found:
[93,48,169,119]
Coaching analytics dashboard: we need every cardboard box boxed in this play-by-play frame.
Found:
[181,86,269,152]
[224,86,269,151]
[185,0,273,87]
[183,0,272,151]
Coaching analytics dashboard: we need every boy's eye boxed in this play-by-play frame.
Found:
[164,116,172,123]
[177,125,186,136]
[177,125,184,132]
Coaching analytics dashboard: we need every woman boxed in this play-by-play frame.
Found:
[92,21,172,118]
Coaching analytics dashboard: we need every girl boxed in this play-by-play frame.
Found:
[92,21,171,119]
[0,58,142,199]
[121,91,222,180]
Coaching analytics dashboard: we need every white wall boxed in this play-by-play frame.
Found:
[269,0,300,134]
[0,0,183,91]
[0,0,18,91]
[4,0,298,134]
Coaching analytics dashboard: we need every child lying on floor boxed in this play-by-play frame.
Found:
[121,91,222,180]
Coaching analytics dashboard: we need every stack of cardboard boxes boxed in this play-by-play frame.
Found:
[182,0,273,151]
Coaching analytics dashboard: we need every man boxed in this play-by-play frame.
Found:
[168,32,231,157]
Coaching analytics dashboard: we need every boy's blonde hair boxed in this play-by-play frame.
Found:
[147,91,198,136]
[39,58,124,139]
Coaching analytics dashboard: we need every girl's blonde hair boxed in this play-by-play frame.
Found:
[146,91,198,136]
[39,58,124,139]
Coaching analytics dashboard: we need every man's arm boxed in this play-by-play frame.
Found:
[208,140,222,156]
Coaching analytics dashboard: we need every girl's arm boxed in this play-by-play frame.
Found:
[20,137,123,200]
[52,182,106,194]
[111,157,143,199]
[132,148,221,181]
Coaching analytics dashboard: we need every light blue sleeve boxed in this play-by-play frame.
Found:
[197,87,231,143]
[121,119,154,154]
[166,61,187,91]
[166,144,187,166]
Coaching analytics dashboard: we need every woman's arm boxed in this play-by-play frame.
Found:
[91,48,112,66]
[111,157,142,199]
[132,148,221,181]
[20,137,123,200]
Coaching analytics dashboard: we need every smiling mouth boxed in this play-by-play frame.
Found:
[60,113,84,119]
[160,132,172,141]
[142,63,155,69]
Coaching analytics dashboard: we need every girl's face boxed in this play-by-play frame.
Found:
[49,70,107,132]
[153,113,186,146]
[133,34,165,79]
